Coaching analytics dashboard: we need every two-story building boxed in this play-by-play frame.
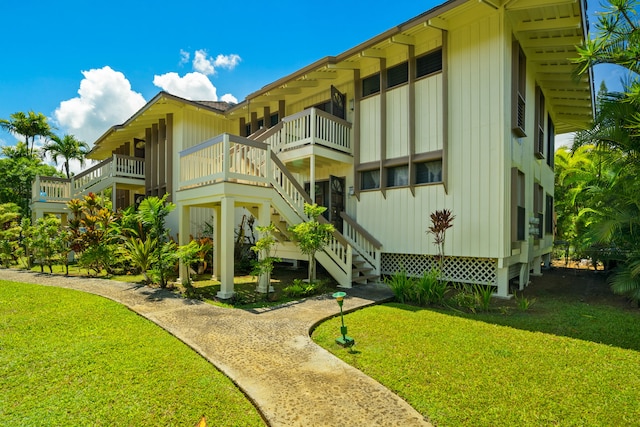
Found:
[32,0,594,298]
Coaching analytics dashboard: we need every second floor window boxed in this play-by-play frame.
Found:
[362,73,381,97]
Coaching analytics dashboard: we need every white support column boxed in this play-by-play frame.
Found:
[310,154,316,204]
[495,266,511,298]
[217,197,235,299]
[178,204,190,284]
[256,201,274,294]
[111,183,117,211]
[213,206,221,280]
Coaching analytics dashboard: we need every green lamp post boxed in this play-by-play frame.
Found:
[332,291,355,347]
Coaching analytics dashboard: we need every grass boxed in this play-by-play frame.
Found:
[0,280,265,427]
[312,300,640,426]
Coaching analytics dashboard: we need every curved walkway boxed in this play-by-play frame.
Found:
[2,269,431,427]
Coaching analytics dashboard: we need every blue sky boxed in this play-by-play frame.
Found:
[0,0,630,152]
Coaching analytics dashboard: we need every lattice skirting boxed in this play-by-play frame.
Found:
[381,253,497,286]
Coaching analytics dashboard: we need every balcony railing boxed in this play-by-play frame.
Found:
[32,154,144,203]
[258,107,351,155]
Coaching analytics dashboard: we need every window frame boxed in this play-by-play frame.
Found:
[416,48,443,80]
[386,61,409,89]
[362,73,381,98]
[414,159,443,185]
[512,41,527,137]
[359,168,381,191]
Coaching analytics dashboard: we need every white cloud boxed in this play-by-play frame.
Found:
[220,93,238,104]
[214,54,241,70]
[153,72,218,101]
[179,49,190,65]
[54,66,146,147]
[189,50,241,75]
[193,50,215,75]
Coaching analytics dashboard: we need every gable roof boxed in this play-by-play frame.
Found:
[89,92,230,158]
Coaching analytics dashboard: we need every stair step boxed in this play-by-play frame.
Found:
[352,274,379,284]
[352,267,373,273]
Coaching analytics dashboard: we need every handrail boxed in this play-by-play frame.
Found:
[340,212,382,249]
[254,121,284,143]
[73,157,111,181]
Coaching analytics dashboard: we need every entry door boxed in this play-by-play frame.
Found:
[328,175,345,233]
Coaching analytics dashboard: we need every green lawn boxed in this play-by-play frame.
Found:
[313,302,640,426]
[0,280,265,427]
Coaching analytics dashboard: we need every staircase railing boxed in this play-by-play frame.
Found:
[341,212,382,275]
[73,154,145,195]
[178,133,381,286]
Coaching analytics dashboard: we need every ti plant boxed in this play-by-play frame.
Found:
[427,209,455,274]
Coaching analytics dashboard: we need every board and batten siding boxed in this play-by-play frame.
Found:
[359,96,381,163]
[385,86,409,159]
[180,108,233,151]
[355,8,507,259]
[415,74,443,154]
[446,10,506,259]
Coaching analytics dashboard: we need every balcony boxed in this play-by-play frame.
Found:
[32,154,145,209]
[257,107,352,163]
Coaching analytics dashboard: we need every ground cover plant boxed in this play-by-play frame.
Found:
[313,269,640,426]
[0,280,265,426]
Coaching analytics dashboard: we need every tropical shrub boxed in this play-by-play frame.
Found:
[288,203,335,282]
[0,203,21,267]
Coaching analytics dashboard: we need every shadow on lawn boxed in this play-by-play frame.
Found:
[386,268,640,352]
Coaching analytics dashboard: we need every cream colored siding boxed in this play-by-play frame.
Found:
[446,10,504,259]
[415,74,443,154]
[181,109,232,151]
[385,86,409,158]
[359,96,381,163]
[357,6,506,259]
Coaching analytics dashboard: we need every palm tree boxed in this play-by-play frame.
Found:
[42,134,89,178]
[0,111,52,157]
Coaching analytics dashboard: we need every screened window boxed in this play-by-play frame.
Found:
[387,62,408,88]
[546,115,555,168]
[270,113,279,127]
[534,86,545,159]
[360,169,380,190]
[362,73,381,97]
[545,195,554,235]
[415,160,443,184]
[512,41,527,137]
[416,49,442,78]
[511,168,526,242]
[387,165,409,187]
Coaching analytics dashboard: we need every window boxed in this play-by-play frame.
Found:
[545,195,554,235]
[511,168,526,242]
[416,48,442,78]
[360,169,380,190]
[415,160,443,184]
[534,86,545,159]
[387,165,409,187]
[244,123,251,136]
[362,73,380,97]
[257,118,264,129]
[270,113,279,127]
[387,62,408,88]
[512,41,526,137]
[534,183,544,237]
[546,115,555,168]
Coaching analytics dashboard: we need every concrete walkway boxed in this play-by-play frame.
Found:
[1,269,431,427]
